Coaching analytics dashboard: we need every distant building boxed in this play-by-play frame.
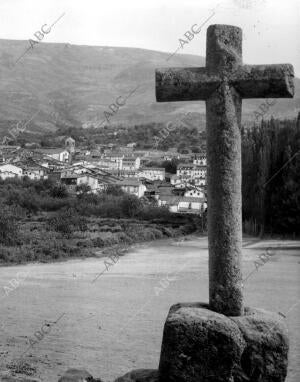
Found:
[158,195,181,213]
[0,170,19,180]
[138,167,165,181]
[35,148,70,162]
[0,145,21,163]
[0,164,23,178]
[105,152,124,169]
[18,160,48,180]
[91,159,120,170]
[194,177,206,186]
[193,153,207,166]
[115,178,146,198]
[177,197,207,213]
[176,163,207,179]
[158,195,207,214]
[170,175,183,187]
[119,145,134,153]
[122,156,140,171]
[61,173,101,193]
[184,188,205,198]
[65,137,76,154]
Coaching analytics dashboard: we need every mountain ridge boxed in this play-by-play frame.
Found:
[0,39,299,135]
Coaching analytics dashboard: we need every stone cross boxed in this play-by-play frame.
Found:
[156,24,294,316]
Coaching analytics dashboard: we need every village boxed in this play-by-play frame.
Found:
[0,137,207,215]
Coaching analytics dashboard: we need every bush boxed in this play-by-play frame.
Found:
[0,209,20,245]
[103,185,125,196]
[137,205,173,221]
[121,195,143,218]
[39,197,73,211]
[0,245,35,263]
[76,184,91,198]
[49,183,69,198]
[48,209,88,237]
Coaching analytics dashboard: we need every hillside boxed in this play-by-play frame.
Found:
[0,39,299,135]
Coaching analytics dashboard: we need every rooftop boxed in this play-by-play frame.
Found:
[140,167,165,171]
[35,148,68,155]
[116,178,142,187]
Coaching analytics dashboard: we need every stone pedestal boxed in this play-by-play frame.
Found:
[58,368,102,382]
[114,369,159,382]
[158,303,289,382]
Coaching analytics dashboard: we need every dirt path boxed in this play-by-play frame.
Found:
[0,236,299,381]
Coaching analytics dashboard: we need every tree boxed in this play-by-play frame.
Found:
[163,159,178,174]
[242,116,300,236]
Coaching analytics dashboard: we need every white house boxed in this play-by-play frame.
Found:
[193,153,207,166]
[177,164,207,178]
[0,164,23,178]
[158,195,181,213]
[170,175,183,186]
[61,173,101,193]
[22,165,48,180]
[158,195,207,214]
[138,167,165,181]
[95,159,121,170]
[76,174,100,193]
[177,197,207,213]
[35,148,70,162]
[105,152,124,168]
[115,178,146,198]
[184,188,205,198]
[0,170,19,180]
[122,156,140,171]
[176,164,194,177]
[194,177,206,186]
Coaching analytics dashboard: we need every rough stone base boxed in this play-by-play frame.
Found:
[58,368,102,381]
[114,369,159,382]
[158,303,289,382]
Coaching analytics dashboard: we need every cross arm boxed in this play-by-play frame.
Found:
[231,64,294,98]
[156,67,220,102]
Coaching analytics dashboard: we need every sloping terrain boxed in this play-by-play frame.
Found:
[0,39,299,134]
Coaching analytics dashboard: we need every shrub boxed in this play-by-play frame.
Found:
[49,183,69,198]
[92,237,105,247]
[121,195,143,218]
[48,214,73,237]
[48,209,88,237]
[0,209,20,245]
[76,184,91,198]
[103,184,125,196]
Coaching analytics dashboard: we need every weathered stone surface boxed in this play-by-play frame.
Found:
[114,369,159,382]
[58,368,102,382]
[159,303,246,382]
[0,375,40,382]
[207,79,243,317]
[155,23,295,316]
[158,303,289,382]
[231,307,289,382]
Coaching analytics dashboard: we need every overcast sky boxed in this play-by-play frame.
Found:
[0,0,299,75]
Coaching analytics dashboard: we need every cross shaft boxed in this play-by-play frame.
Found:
[155,24,294,316]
